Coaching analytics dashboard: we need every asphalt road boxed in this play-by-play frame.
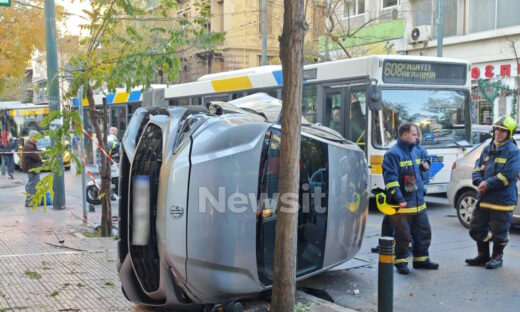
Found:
[300,195,520,312]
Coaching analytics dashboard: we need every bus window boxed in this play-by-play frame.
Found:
[191,97,201,105]
[202,94,231,106]
[375,89,471,149]
[348,91,366,149]
[176,98,191,105]
[325,91,342,133]
[302,85,317,123]
[128,103,139,121]
[263,89,278,99]
[110,106,127,140]
[372,111,392,148]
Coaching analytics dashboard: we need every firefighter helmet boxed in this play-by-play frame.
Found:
[375,192,400,216]
[493,115,517,138]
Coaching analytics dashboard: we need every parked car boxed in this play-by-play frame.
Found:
[447,134,520,227]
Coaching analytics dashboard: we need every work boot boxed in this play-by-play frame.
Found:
[465,253,491,266]
[413,259,439,270]
[465,241,490,266]
[395,263,410,275]
[485,254,503,269]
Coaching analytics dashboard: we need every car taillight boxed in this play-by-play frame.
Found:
[452,162,456,170]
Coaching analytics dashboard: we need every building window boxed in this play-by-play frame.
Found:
[469,0,520,34]
[412,0,432,27]
[382,0,398,9]
[469,0,495,33]
[412,0,457,38]
[343,0,365,18]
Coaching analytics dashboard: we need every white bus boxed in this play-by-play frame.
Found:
[163,55,472,194]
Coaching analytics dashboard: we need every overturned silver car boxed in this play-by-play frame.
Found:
[117,94,369,310]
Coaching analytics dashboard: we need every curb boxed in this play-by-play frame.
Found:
[296,290,357,312]
[243,290,357,311]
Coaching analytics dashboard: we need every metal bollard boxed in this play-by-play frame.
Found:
[378,236,394,312]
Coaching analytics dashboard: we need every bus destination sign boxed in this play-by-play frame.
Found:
[382,60,467,85]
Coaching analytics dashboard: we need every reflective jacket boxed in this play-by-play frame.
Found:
[472,139,520,211]
[382,138,429,213]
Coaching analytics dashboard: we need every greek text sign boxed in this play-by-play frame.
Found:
[382,60,467,85]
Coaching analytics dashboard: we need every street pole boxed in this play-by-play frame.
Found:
[77,87,87,224]
[44,0,66,209]
[261,0,267,65]
[437,0,443,57]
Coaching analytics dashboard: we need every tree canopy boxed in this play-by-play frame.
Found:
[31,0,224,236]
[0,1,65,96]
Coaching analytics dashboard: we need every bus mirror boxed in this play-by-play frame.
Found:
[368,85,382,111]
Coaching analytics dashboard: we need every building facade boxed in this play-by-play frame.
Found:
[399,0,520,124]
[176,0,327,83]
[322,0,405,60]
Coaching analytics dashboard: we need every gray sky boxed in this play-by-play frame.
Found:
[56,0,91,37]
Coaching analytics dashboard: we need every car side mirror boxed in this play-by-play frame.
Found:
[368,84,382,111]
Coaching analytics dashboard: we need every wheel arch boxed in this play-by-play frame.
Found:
[454,186,477,208]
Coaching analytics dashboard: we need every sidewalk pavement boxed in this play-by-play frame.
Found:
[0,172,148,311]
[0,171,357,312]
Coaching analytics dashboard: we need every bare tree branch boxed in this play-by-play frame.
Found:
[87,0,117,58]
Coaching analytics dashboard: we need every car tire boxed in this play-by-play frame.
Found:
[86,185,102,205]
[456,190,477,228]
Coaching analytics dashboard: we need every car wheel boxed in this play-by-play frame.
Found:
[456,190,477,228]
[86,185,102,205]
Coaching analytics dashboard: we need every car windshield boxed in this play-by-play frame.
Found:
[372,89,471,149]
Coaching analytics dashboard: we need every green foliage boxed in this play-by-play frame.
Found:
[50,290,59,297]
[104,281,115,288]
[511,92,518,119]
[40,0,223,235]
[65,0,224,96]
[27,109,83,210]
[477,79,512,103]
[295,302,311,312]
[24,270,42,280]
[477,79,519,120]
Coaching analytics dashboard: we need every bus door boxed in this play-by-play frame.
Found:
[109,105,128,140]
[324,86,368,152]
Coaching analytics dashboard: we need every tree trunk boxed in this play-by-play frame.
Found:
[270,1,306,311]
[86,85,112,237]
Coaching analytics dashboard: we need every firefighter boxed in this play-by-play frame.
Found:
[382,122,438,274]
[466,115,520,269]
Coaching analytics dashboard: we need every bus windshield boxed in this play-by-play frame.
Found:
[373,89,471,149]
[9,108,48,138]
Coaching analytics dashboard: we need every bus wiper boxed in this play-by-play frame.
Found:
[423,138,466,151]
[444,139,466,151]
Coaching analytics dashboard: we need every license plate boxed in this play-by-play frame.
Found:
[37,137,51,149]
[132,176,150,246]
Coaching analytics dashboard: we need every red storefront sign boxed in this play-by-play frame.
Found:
[471,63,520,79]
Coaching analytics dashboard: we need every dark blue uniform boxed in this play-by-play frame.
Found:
[382,138,433,268]
[470,139,520,254]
